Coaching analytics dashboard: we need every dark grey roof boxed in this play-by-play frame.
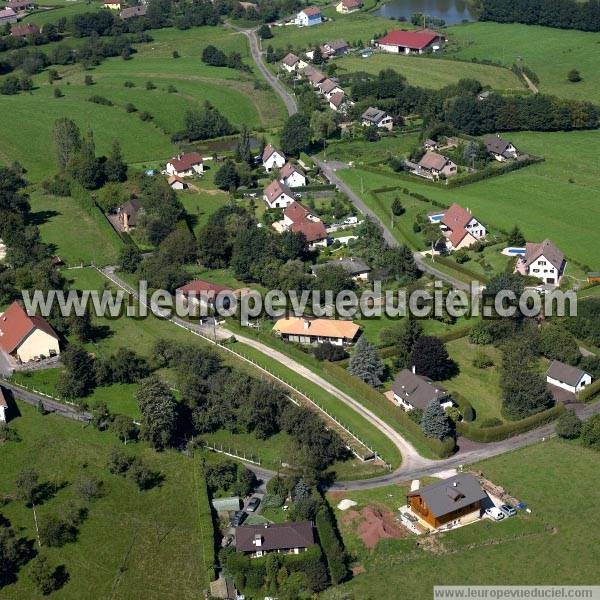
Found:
[484,135,513,155]
[312,258,371,277]
[235,521,315,553]
[408,474,486,518]
[361,107,387,124]
[547,360,589,387]
[392,369,448,410]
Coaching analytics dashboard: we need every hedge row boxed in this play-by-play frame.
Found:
[579,379,600,403]
[456,403,565,442]
[436,324,473,343]
[446,156,544,188]
[315,505,349,585]
[429,254,490,284]
[197,467,217,585]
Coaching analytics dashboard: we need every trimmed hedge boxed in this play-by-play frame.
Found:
[436,325,473,343]
[579,378,600,403]
[315,505,349,584]
[446,156,543,188]
[429,255,490,284]
[456,403,565,442]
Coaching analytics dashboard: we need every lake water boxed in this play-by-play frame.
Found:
[375,0,476,24]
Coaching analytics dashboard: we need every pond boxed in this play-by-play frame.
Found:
[375,0,477,25]
[193,136,261,154]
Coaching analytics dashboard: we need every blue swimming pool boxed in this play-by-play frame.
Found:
[505,247,526,256]
[428,213,444,223]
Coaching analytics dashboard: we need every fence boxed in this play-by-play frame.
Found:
[202,442,262,466]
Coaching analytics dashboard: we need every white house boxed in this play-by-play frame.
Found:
[518,239,565,285]
[0,387,7,423]
[547,360,592,394]
[440,203,486,251]
[317,78,343,100]
[361,107,393,130]
[281,53,306,73]
[166,152,203,177]
[295,6,321,26]
[262,144,286,172]
[484,135,519,161]
[167,175,187,190]
[0,301,60,363]
[376,29,443,54]
[279,162,306,188]
[329,91,352,112]
[263,179,294,208]
[336,0,362,13]
[392,368,454,412]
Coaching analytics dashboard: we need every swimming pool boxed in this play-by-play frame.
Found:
[504,247,526,256]
[428,213,444,223]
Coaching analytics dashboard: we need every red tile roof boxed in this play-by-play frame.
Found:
[177,280,232,297]
[341,0,362,7]
[329,91,345,107]
[10,23,39,36]
[284,201,327,243]
[301,6,321,16]
[282,53,299,67]
[264,179,293,204]
[168,152,202,172]
[442,203,473,230]
[262,144,284,163]
[378,29,440,50]
[0,302,59,354]
[280,162,304,180]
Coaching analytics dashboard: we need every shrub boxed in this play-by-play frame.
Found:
[53,87,63,98]
[88,95,113,106]
[139,111,153,121]
[463,405,475,422]
[172,50,179,58]
[145,81,156,90]
[125,102,137,113]
[555,410,582,439]
[580,414,600,450]
[454,249,471,264]
[39,515,77,547]
[124,80,135,87]
[472,351,494,369]
[42,174,71,197]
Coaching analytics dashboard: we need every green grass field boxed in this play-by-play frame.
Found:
[29,187,123,266]
[337,129,600,269]
[325,438,600,598]
[335,52,524,91]
[0,402,214,599]
[0,27,285,181]
[447,22,600,103]
[23,1,103,25]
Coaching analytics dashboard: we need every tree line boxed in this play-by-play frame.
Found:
[480,0,600,32]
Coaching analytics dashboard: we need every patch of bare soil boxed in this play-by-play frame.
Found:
[356,505,410,550]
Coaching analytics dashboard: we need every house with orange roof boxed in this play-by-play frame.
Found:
[440,203,486,251]
[281,201,328,248]
[0,301,60,363]
[166,152,203,177]
[273,316,360,346]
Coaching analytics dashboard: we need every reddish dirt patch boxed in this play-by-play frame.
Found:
[328,491,345,503]
[352,564,366,575]
[341,509,361,528]
[356,505,409,549]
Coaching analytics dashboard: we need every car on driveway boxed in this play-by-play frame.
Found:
[230,510,246,527]
[485,507,505,521]
[499,504,516,517]
[247,497,261,512]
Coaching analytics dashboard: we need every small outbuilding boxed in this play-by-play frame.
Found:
[546,360,592,394]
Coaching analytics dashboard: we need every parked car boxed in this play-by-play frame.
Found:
[230,510,246,527]
[499,504,516,517]
[247,497,261,512]
[485,507,505,521]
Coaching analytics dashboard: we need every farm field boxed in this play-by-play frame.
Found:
[335,53,524,91]
[336,130,600,268]
[23,1,103,25]
[324,438,600,598]
[447,22,600,103]
[0,402,214,599]
[0,27,285,181]
[29,187,123,266]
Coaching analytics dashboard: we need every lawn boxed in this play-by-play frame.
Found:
[324,438,600,598]
[336,129,600,268]
[268,12,397,51]
[335,52,524,91]
[178,188,228,236]
[0,402,215,599]
[0,27,285,181]
[447,21,600,103]
[23,1,103,25]
[29,187,123,266]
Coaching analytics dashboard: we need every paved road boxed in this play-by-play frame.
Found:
[234,26,298,116]
[0,379,92,422]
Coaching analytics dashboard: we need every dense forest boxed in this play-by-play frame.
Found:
[480,0,600,32]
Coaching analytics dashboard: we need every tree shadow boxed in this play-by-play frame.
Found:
[33,480,69,507]
[28,210,59,227]
[53,564,70,592]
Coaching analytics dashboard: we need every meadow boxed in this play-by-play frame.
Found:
[447,21,600,103]
[336,129,600,269]
[0,27,285,181]
[335,52,524,91]
[325,438,600,598]
[0,402,215,600]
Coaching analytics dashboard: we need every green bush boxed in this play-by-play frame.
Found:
[579,378,600,403]
[555,410,582,439]
[315,505,349,584]
[472,351,494,369]
[580,414,600,450]
[457,404,565,442]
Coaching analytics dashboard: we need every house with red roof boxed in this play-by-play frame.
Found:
[440,203,486,251]
[166,152,203,178]
[336,0,362,13]
[10,22,39,37]
[177,280,234,313]
[263,179,295,209]
[281,201,328,248]
[0,301,60,363]
[295,6,321,26]
[377,29,443,55]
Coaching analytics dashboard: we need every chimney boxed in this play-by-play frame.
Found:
[254,534,263,547]
[303,319,310,330]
